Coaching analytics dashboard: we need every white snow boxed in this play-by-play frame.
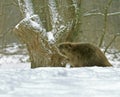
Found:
[0,44,30,69]
[0,43,120,97]
[24,0,34,18]
[83,12,104,17]
[47,31,55,42]
[108,12,120,16]
[48,0,59,27]
[0,67,120,97]
[18,0,34,18]
[9,0,120,96]
[15,14,46,34]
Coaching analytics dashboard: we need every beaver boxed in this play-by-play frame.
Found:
[58,42,112,67]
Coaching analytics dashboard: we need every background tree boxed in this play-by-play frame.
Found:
[0,0,21,47]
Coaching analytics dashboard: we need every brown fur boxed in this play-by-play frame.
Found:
[58,42,112,67]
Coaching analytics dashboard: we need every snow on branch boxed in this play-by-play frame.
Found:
[83,12,104,17]
[108,12,120,16]
[48,0,59,26]
[17,0,46,34]
[48,0,65,33]
[48,0,66,42]
[72,0,78,13]
[83,11,120,17]
[18,0,34,18]
[15,15,46,34]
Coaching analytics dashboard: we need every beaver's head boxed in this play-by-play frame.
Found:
[58,42,72,56]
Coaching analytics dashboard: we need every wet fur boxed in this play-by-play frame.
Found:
[58,42,112,67]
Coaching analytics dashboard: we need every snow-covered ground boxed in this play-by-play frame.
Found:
[0,43,30,69]
[0,43,120,97]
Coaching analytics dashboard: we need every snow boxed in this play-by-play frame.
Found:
[48,0,60,27]
[47,31,55,42]
[9,0,120,96]
[83,12,104,17]
[0,67,120,97]
[24,0,34,18]
[15,14,46,34]
[108,12,120,16]
[83,11,120,17]
[0,44,30,69]
[0,43,120,97]
[18,0,34,18]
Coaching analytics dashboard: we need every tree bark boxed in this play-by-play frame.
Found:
[14,0,80,68]
[14,15,67,68]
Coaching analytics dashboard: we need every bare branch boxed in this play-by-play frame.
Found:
[108,12,120,16]
[83,12,104,17]
[15,15,46,34]
[98,0,113,47]
[83,11,120,17]
[17,0,46,34]
[48,0,66,41]
[104,35,117,53]
[18,0,34,18]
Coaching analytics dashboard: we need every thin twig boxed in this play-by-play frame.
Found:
[98,0,113,47]
[104,35,117,53]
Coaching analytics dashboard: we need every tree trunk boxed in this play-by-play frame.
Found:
[14,15,67,68]
[14,0,80,68]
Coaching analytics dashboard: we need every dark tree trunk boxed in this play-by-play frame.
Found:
[14,16,66,68]
[14,0,80,68]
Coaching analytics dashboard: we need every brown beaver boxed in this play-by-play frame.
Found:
[58,42,112,67]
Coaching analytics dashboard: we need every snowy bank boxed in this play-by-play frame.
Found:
[0,43,120,97]
[0,67,120,97]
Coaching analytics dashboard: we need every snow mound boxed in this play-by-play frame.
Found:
[0,43,120,97]
[0,67,120,97]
